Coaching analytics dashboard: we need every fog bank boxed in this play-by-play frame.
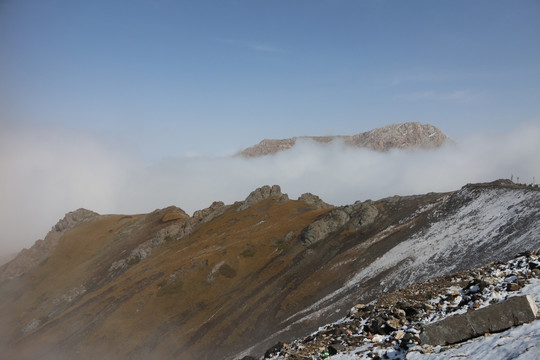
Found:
[1,122,539,255]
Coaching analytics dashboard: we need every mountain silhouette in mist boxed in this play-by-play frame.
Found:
[239,122,450,157]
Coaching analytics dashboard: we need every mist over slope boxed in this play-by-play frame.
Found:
[0,180,539,359]
[0,122,539,254]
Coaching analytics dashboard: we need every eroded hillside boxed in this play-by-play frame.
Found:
[0,180,539,360]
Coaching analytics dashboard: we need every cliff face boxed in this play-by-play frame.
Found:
[239,122,450,157]
[0,181,538,360]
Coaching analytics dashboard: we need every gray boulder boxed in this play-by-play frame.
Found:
[299,209,350,245]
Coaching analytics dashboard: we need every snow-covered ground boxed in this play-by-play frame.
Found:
[406,279,540,360]
[347,186,540,291]
[279,186,540,338]
[330,278,540,360]
[267,253,540,360]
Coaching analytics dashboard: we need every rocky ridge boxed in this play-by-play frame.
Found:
[0,208,98,281]
[1,180,538,360]
[239,123,449,157]
[108,202,233,272]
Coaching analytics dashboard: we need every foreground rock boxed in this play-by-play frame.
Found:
[420,294,538,346]
[260,251,540,359]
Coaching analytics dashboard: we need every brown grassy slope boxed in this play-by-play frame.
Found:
[1,190,458,360]
[1,198,332,360]
[0,208,184,355]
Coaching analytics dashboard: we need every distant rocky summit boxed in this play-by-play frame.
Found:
[239,122,450,157]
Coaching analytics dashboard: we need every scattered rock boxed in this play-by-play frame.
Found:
[328,343,345,354]
[507,282,521,291]
[53,285,87,305]
[386,317,402,331]
[264,342,284,358]
[262,252,540,359]
[22,319,40,334]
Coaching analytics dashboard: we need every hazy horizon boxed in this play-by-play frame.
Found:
[1,1,539,255]
[1,121,539,255]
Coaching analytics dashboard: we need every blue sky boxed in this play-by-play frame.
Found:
[1,1,540,253]
[2,0,539,159]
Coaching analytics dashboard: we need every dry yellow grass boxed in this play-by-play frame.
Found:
[0,191,450,360]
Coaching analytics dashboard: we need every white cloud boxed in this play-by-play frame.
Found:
[1,122,539,255]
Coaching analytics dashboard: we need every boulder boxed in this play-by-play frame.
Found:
[420,294,538,346]
[299,209,350,245]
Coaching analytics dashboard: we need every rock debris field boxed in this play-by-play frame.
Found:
[258,250,540,360]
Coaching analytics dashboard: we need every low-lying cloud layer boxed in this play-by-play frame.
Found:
[1,123,539,255]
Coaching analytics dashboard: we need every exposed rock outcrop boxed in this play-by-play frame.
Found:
[238,185,288,211]
[298,199,379,245]
[193,201,228,224]
[299,209,350,245]
[116,202,233,270]
[0,209,98,281]
[350,200,379,228]
[298,193,332,209]
[161,208,189,223]
[239,122,450,157]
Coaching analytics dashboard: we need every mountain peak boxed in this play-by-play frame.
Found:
[239,122,450,157]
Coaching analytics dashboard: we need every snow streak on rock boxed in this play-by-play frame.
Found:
[282,185,540,330]
[348,185,540,294]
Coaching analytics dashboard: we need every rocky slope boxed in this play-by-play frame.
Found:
[238,122,449,157]
[0,180,538,360]
[261,251,540,359]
